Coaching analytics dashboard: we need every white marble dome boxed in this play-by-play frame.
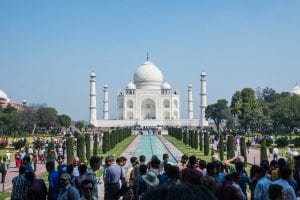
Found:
[134,61,163,89]
[0,89,10,102]
[126,82,136,90]
[162,82,171,90]
[290,85,300,96]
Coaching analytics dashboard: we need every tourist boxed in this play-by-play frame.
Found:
[123,188,135,200]
[215,174,242,200]
[20,148,26,161]
[198,159,207,176]
[15,150,21,168]
[72,163,87,196]
[0,157,9,183]
[127,157,138,189]
[272,167,297,200]
[165,165,181,185]
[31,151,37,172]
[85,156,102,199]
[104,155,123,200]
[22,155,34,172]
[133,155,145,183]
[136,164,148,198]
[232,171,246,200]
[72,156,80,177]
[39,146,45,164]
[147,155,161,175]
[160,153,171,173]
[28,145,33,154]
[177,154,188,176]
[249,165,260,200]
[181,155,201,185]
[273,147,279,161]
[6,150,12,163]
[46,161,60,200]
[11,165,29,200]
[57,154,68,177]
[269,184,284,200]
[80,179,97,200]
[235,161,249,198]
[253,166,272,200]
[57,173,80,200]
[25,171,47,200]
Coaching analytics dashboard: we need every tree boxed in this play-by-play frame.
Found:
[206,99,231,133]
[36,107,58,130]
[219,133,224,161]
[85,133,91,161]
[75,121,85,131]
[204,132,209,156]
[93,133,99,156]
[260,138,268,162]
[240,137,247,166]
[77,134,85,163]
[230,88,263,133]
[47,140,55,162]
[227,135,235,160]
[199,131,203,151]
[57,114,71,128]
[66,137,74,165]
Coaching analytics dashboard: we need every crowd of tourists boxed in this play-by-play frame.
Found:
[7,137,300,200]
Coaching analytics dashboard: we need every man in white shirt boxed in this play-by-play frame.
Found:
[273,147,279,161]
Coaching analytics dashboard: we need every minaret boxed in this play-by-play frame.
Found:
[103,84,109,120]
[200,72,208,127]
[89,72,97,125]
[188,84,193,119]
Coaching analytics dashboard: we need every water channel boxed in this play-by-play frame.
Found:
[134,133,177,164]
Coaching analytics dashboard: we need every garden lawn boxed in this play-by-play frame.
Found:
[164,135,212,162]
[96,135,137,178]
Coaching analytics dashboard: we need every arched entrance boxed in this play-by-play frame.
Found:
[141,99,156,119]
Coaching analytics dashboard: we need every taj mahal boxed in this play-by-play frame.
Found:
[89,58,209,128]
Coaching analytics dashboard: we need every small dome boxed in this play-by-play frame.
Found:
[133,61,163,89]
[201,71,206,76]
[162,82,171,90]
[188,84,192,88]
[90,72,96,77]
[126,82,136,90]
[0,89,10,102]
[290,85,300,95]
[104,84,108,88]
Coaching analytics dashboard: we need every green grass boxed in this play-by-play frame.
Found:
[164,135,213,162]
[96,135,137,177]
[0,191,10,200]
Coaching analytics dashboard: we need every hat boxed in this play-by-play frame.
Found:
[60,173,71,180]
[142,171,159,187]
[211,155,220,162]
[236,156,245,163]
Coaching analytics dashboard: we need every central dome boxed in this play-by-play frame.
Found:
[0,89,10,103]
[133,61,163,89]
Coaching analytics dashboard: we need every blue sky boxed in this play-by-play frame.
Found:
[1,1,299,121]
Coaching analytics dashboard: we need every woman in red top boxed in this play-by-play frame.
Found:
[15,150,21,168]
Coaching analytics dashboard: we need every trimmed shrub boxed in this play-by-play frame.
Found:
[276,137,289,148]
[12,139,26,149]
[265,137,273,147]
[85,134,91,161]
[199,132,203,151]
[219,133,224,161]
[260,138,268,162]
[77,134,85,163]
[240,137,247,166]
[291,137,300,147]
[204,132,209,156]
[93,134,98,156]
[227,135,235,160]
[47,141,55,162]
[66,137,74,165]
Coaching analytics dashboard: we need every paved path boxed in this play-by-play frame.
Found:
[1,161,47,192]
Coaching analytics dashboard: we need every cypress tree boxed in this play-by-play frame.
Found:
[189,130,192,147]
[240,137,247,166]
[194,130,198,150]
[227,135,235,160]
[219,133,224,161]
[66,137,74,165]
[93,134,98,156]
[204,132,209,156]
[199,132,203,151]
[77,134,85,163]
[47,141,55,162]
[85,133,91,161]
[260,138,268,162]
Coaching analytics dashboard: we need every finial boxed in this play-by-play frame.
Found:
[146,51,149,61]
